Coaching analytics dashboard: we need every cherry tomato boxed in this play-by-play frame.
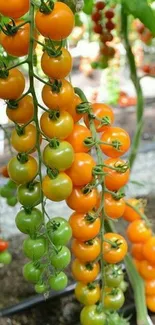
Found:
[92,11,102,23]
[6,95,34,124]
[146,295,155,312]
[71,237,101,262]
[100,127,130,158]
[17,182,41,207]
[11,124,37,153]
[51,246,71,269]
[66,124,91,153]
[49,272,68,291]
[84,103,114,133]
[40,111,74,140]
[43,141,74,171]
[103,233,128,264]
[72,259,100,283]
[69,212,100,241]
[7,197,18,206]
[0,239,9,252]
[0,185,13,198]
[127,220,152,243]
[145,280,155,296]
[66,187,99,213]
[42,79,74,110]
[35,2,74,40]
[133,258,141,272]
[105,10,114,19]
[122,198,143,222]
[104,265,124,287]
[0,68,25,100]
[103,158,130,191]
[0,21,30,57]
[46,217,72,246]
[66,153,95,186]
[42,173,72,202]
[1,165,9,178]
[93,24,103,34]
[41,47,72,79]
[80,305,106,325]
[23,262,42,283]
[0,1,29,19]
[8,155,38,184]
[95,1,106,10]
[105,21,115,31]
[131,243,144,261]
[23,237,47,261]
[143,237,155,265]
[15,208,43,236]
[103,287,125,311]
[75,282,100,306]
[65,94,83,123]
[35,283,47,294]
[139,260,155,280]
[100,32,113,43]
[0,251,12,264]
[104,193,125,219]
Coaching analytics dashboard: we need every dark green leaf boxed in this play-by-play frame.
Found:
[83,0,94,15]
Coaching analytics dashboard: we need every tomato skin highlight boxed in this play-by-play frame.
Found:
[104,193,125,219]
[23,237,47,261]
[80,305,106,325]
[43,141,74,171]
[100,127,130,158]
[104,158,130,191]
[15,208,43,236]
[66,124,92,153]
[66,187,99,213]
[6,95,34,124]
[17,182,41,207]
[42,173,73,202]
[41,48,72,79]
[69,212,100,242]
[72,259,100,284]
[11,124,37,153]
[127,220,152,244]
[0,68,25,100]
[46,217,72,246]
[71,237,101,262]
[103,233,128,264]
[8,155,38,185]
[84,103,114,133]
[66,153,95,186]
[75,282,100,306]
[0,0,29,19]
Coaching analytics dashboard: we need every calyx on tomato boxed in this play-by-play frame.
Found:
[17,153,29,164]
[49,138,60,149]
[47,167,59,179]
[40,0,54,14]
[45,39,63,57]
[85,212,97,223]
[0,62,9,79]
[48,110,60,120]
[50,79,62,93]
[1,19,28,36]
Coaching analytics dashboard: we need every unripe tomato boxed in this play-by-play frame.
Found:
[103,233,128,264]
[41,48,72,79]
[75,282,100,306]
[100,127,130,158]
[104,193,125,219]
[43,141,74,171]
[6,95,34,124]
[65,94,83,123]
[146,295,155,312]
[71,237,101,262]
[49,272,68,291]
[46,217,72,246]
[127,220,152,243]
[66,153,95,186]
[80,305,106,325]
[145,280,155,296]
[35,283,47,294]
[51,246,71,269]
[104,265,124,287]
[15,208,43,236]
[72,259,100,283]
[17,182,41,208]
[66,187,99,213]
[66,124,91,153]
[131,243,144,261]
[103,287,125,311]
[139,260,155,280]
[0,251,12,264]
[84,103,114,133]
[0,1,29,19]
[104,158,130,191]
[23,262,42,283]
[23,237,47,261]
[11,124,37,153]
[0,68,25,100]
[35,2,74,40]
[143,237,155,265]
[69,212,100,241]
[122,198,142,222]
[42,173,73,201]
[8,155,38,184]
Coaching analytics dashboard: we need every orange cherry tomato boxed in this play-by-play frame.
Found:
[104,158,130,191]
[41,47,72,79]
[131,243,144,261]
[146,295,155,312]
[122,198,143,222]
[69,212,100,242]
[66,187,99,213]
[104,193,125,219]
[0,68,25,100]
[0,1,29,19]
[139,260,155,280]
[145,280,155,296]
[66,153,95,186]
[133,258,141,272]
[42,79,74,110]
[100,127,130,158]
[71,259,100,284]
[143,237,155,265]
[127,220,152,244]
[66,124,91,153]
[1,165,9,178]
[103,233,128,264]
[11,124,37,153]
[65,94,83,123]
[71,237,101,262]
[6,95,34,124]
[84,103,114,133]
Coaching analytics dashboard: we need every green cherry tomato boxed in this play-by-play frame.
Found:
[8,155,38,184]
[7,197,18,206]
[103,287,125,311]
[35,283,48,294]
[106,312,120,325]
[23,262,42,283]
[49,272,68,291]
[104,265,124,287]
[0,251,12,264]
[75,282,100,306]
[17,182,41,207]
[7,179,17,190]
[119,280,128,293]
[0,186,13,198]
[46,217,72,246]
[43,141,74,171]
[15,208,43,235]
[23,237,47,260]
[80,305,106,325]
[51,246,71,269]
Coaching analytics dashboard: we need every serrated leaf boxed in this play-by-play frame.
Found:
[83,0,94,15]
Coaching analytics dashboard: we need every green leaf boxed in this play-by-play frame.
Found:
[122,0,155,34]
[83,0,94,15]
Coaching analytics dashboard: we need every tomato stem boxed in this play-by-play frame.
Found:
[125,202,151,227]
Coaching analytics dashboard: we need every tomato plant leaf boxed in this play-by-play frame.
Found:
[83,0,94,15]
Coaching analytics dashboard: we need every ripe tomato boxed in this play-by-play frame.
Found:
[6,95,34,124]
[80,305,106,325]
[42,79,74,110]
[127,220,152,243]
[51,246,71,269]
[133,258,141,272]
[105,21,115,31]
[84,103,114,133]
[66,153,95,186]
[23,262,42,283]
[35,2,74,40]
[49,272,68,291]
[23,237,47,261]
[75,282,100,306]
[46,217,72,246]
[43,141,74,171]
[72,259,100,283]
[145,280,155,296]
[146,295,155,312]
[40,111,74,140]
[143,237,155,265]
[104,193,126,219]
[11,124,37,153]
[0,21,30,57]
[100,32,113,43]
[92,11,102,22]
[42,173,72,201]
[95,1,106,10]
[0,251,12,264]
[66,187,99,213]
[17,182,41,207]
[100,127,130,158]
[0,239,9,252]
[1,165,9,178]
[65,94,83,123]
[131,243,144,261]
[104,265,124,288]
[104,158,130,191]
[139,260,155,280]
[66,124,91,153]
[69,212,100,241]
[122,198,143,222]
[0,1,29,19]
[105,10,114,19]
[41,47,72,79]
[103,233,128,264]
[8,155,38,184]
[103,287,125,311]
[71,237,101,262]
[15,208,43,235]
[0,68,25,100]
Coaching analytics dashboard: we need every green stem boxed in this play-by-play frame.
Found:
[6,60,28,71]
[121,6,144,168]
[125,202,151,226]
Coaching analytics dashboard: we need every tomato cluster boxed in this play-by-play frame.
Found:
[0,238,12,265]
